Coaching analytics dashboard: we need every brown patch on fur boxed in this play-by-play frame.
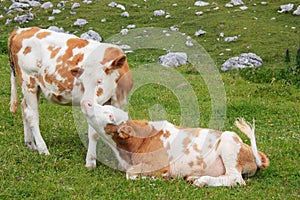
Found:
[96,88,103,97]
[188,161,194,168]
[54,52,85,92]
[47,39,88,93]
[48,46,61,59]
[236,143,257,177]
[163,130,171,138]
[105,120,170,177]
[183,137,191,148]
[184,148,190,155]
[196,156,203,166]
[36,74,45,88]
[36,31,51,39]
[26,77,36,91]
[50,93,68,104]
[193,144,201,153]
[101,47,133,107]
[9,27,41,86]
[215,139,221,151]
[100,47,123,66]
[93,133,100,141]
[233,135,241,144]
[23,46,31,55]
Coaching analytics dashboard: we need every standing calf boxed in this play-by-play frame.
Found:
[81,100,269,187]
[9,27,133,167]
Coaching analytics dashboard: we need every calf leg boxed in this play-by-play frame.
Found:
[85,126,98,168]
[21,90,49,155]
[22,99,37,151]
[191,131,245,187]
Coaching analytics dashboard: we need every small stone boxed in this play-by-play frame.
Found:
[41,2,53,9]
[158,52,188,67]
[195,11,204,16]
[154,10,166,16]
[195,29,206,36]
[293,5,300,15]
[120,29,129,35]
[194,1,209,7]
[121,12,129,17]
[278,3,294,13]
[80,30,102,42]
[71,3,80,10]
[74,18,88,27]
[52,9,61,14]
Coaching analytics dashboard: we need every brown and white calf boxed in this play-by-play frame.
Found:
[9,27,133,167]
[81,101,269,187]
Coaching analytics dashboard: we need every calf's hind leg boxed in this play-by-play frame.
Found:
[192,131,245,187]
[21,86,49,155]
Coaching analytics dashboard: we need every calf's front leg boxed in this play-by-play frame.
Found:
[85,125,99,168]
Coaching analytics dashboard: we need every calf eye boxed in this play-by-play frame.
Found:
[97,79,102,84]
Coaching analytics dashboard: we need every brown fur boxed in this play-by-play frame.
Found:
[104,121,170,176]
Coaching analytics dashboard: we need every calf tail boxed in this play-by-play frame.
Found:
[8,29,18,114]
[234,118,269,169]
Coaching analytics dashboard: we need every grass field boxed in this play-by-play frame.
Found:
[0,0,299,199]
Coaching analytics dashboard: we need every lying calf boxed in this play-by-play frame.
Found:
[81,100,269,187]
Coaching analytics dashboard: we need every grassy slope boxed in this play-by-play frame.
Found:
[0,0,299,199]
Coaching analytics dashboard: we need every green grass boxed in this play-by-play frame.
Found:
[0,0,299,199]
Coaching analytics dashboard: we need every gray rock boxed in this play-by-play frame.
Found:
[154,10,166,16]
[17,0,40,7]
[120,29,129,35]
[194,1,209,7]
[108,2,125,10]
[116,4,125,10]
[47,26,65,33]
[52,9,61,14]
[80,30,102,42]
[6,19,12,25]
[74,18,88,27]
[224,36,238,42]
[278,3,294,13]
[230,0,244,6]
[57,1,66,7]
[9,2,30,10]
[158,52,188,67]
[293,5,300,15]
[195,29,206,36]
[48,16,55,21]
[41,2,53,9]
[13,12,34,24]
[108,2,117,7]
[121,11,129,17]
[71,3,80,10]
[26,1,41,7]
[83,0,93,4]
[221,53,263,71]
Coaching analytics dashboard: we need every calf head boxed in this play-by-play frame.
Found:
[81,100,129,134]
[73,45,130,110]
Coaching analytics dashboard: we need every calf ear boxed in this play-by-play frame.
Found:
[70,66,84,77]
[118,125,133,139]
[111,55,127,70]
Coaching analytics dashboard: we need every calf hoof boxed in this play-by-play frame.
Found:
[25,141,37,151]
[38,148,50,156]
[193,176,209,187]
[85,161,96,168]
